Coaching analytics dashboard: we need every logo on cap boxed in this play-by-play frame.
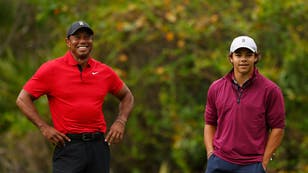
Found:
[79,21,84,26]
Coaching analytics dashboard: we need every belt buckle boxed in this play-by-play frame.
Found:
[81,133,94,141]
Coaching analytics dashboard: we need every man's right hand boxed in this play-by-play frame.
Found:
[39,125,71,146]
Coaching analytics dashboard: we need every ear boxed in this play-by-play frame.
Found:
[254,53,259,62]
[228,53,233,63]
[65,38,70,47]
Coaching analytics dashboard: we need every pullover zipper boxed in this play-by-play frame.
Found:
[233,79,249,104]
[236,86,243,104]
[235,81,251,104]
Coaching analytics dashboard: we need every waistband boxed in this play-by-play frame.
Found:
[66,132,104,142]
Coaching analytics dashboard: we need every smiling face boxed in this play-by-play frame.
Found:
[229,48,258,77]
[65,28,93,62]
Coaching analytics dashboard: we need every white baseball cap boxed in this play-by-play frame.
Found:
[229,36,257,53]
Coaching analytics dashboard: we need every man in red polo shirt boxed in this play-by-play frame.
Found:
[204,36,285,173]
[16,21,134,173]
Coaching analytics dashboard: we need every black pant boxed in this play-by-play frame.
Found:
[53,137,110,173]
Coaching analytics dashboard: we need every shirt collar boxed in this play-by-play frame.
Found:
[64,51,94,67]
[226,68,258,88]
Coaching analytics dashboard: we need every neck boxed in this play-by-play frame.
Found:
[72,54,89,68]
[77,60,88,69]
[233,70,254,87]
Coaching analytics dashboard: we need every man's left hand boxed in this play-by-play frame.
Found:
[105,120,126,144]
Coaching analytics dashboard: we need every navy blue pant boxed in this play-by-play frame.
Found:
[53,138,110,173]
[205,154,266,173]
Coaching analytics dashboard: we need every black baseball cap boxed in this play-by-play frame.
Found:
[66,21,94,38]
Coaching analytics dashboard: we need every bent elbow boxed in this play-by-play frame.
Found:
[16,95,22,107]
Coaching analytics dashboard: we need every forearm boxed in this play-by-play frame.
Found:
[118,95,134,119]
[263,128,284,167]
[105,85,134,143]
[204,124,216,158]
[16,90,48,129]
[16,90,71,145]
[115,85,134,123]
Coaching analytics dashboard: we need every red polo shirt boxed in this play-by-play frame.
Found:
[24,51,124,134]
[205,68,285,165]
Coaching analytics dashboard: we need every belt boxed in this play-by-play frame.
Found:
[66,132,104,142]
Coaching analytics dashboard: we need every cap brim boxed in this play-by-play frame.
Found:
[67,27,94,38]
[231,45,256,53]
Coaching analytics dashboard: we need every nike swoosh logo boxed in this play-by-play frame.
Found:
[92,72,99,75]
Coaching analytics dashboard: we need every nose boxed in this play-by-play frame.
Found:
[79,37,88,42]
[239,55,248,61]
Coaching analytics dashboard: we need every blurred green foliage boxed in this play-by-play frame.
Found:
[0,0,307,172]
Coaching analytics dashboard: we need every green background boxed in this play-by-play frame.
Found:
[0,0,307,172]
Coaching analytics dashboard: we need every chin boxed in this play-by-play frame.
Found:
[237,68,248,73]
[77,54,89,60]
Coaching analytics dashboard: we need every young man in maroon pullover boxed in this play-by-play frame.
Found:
[204,36,285,173]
